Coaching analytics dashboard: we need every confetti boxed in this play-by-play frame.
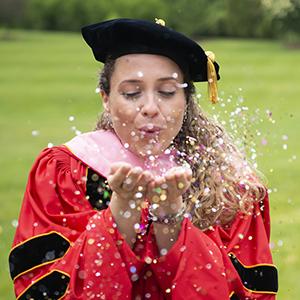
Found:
[160,248,168,256]
[160,194,167,201]
[144,256,152,264]
[11,220,18,228]
[123,211,131,218]
[31,130,40,136]
[177,182,184,189]
[131,274,139,281]
[88,238,95,245]
[134,192,143,199]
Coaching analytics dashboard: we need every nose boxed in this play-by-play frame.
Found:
[140,93,159,118]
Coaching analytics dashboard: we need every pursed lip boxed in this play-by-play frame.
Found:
[138,125,162,134]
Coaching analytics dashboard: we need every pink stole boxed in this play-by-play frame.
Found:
[64,130,177,177]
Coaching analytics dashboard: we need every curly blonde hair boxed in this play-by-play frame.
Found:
[95,58,267,230]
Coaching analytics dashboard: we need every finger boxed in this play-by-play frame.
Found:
[165,166,185,177]
[136,171,153,192]
[164,172,178,194]
[108,164,131,191]
[167,166,192,184]
[185,168,193,181]
[109,162,132,176]
[151,176,166,194]
[122,167,143,191]
[147,181,161,204]
[151,178,168,202]
[178,166,193,180]
[175,171,192,192]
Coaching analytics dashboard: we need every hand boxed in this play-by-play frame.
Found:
[147,166,193,215]
[107,162,154,210]
[107,162,154,248]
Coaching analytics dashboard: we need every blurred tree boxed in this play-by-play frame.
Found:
[262,0,300,44]
[24,0,110,30]
[224,0,269,37]
[0,0,26,28]
[277,0,300,34]
[163,0,227,38]
[104,0,168,21]
[0,0,298,40]
[22,0,167,31]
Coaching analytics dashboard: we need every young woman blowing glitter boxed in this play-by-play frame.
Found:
[9,18,278,299]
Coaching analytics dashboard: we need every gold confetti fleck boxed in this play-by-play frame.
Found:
[177,182,185,189]
[191,196,197,203]
[160,194,167,201]
[88,238,95,245]
[152,195,160,203]
[144,256,152,264]
[162,227,169,234]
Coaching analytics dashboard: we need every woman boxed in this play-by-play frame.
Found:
[9,19,278,299]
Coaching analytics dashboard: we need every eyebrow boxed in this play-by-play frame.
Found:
[119,77,178,85]
[157,77,178,82]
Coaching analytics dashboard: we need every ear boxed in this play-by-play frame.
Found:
[100,90,110,112]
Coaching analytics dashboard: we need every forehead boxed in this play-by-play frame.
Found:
[113,54,184,80]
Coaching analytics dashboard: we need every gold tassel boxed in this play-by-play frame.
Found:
[205,51,218,104]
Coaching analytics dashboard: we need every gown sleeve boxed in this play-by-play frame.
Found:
[8,146,140,299]
[146,218,232,300]
[205,191,279,299]
[68,210,232,300]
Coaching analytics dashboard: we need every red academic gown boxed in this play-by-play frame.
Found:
[9,146,278,299]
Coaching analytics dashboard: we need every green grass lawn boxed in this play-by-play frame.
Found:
[0,29,299,299]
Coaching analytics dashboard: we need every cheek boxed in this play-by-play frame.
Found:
[110,102,137,126]
[164,101,185,125]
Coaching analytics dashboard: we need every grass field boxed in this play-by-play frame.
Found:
[0,29,299,299]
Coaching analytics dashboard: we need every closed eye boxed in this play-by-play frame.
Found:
[158,91,176,97]
[122,92,141,99]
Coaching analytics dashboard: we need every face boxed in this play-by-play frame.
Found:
[102,54,186,157]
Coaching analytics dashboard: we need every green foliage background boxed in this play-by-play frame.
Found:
[1,0,300,42]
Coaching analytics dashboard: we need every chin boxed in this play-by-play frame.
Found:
[134,140,171,157]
